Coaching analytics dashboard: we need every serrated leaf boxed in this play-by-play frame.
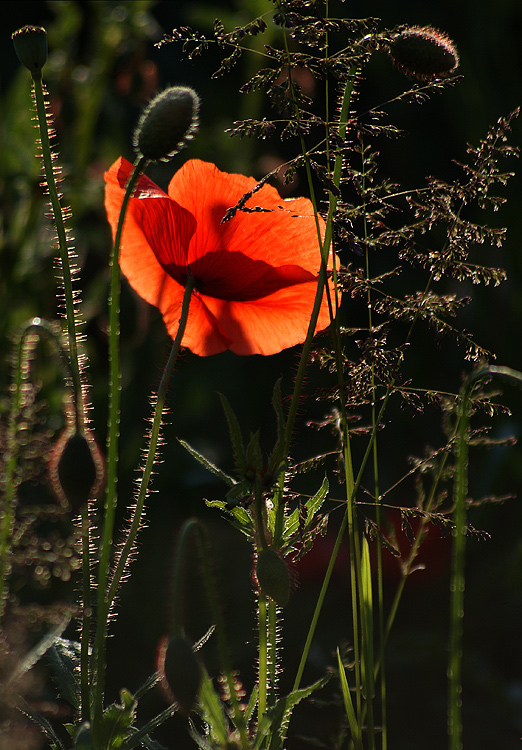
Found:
[197,668,229,747]
[219,393,246,473]
[44,637,82,710]
[19,708,66,750]
[99,689,137,749]
[254,675,329,750]
[178,438,236,486]
[305,477,329,525]
[120,705,177,750]
[245,430,262,471]
[268,379,286,476]
[205,500,254,536]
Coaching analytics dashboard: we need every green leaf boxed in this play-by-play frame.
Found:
[337,649,362,749]
[98,689,137,749]
[205,499,254,536]
[360,537,375,702]
[268,379,286,476]
[219,393,246,473]
[197,668,229,747]
[178,438,236,486]
[120,705,177,750]
[19,708,66,750]
[305,477,329,526]
[245,430,262,473]
[45,637,81,710]
[254,675,329,750]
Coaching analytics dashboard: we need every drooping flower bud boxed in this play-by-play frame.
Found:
[160,635,201,714]
[388,26,459,80]
[133,86,200,163]
[12,25,48,79]
[49,428,104,513]
[255,547,290,607]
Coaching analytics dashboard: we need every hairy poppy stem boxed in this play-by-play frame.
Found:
[31,75,84,429]
[93,155,148,732]
[93,274,195,741]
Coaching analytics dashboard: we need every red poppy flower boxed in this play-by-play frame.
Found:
[104,157,337,356]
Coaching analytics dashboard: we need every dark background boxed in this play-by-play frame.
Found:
[1,1,522,748]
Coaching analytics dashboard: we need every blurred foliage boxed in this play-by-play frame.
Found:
[1,1,522,748]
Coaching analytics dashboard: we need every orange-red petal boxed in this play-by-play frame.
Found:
[104,157,338,356]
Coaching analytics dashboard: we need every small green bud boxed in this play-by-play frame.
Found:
[388,26,459,81]
[49,428,104,513]
[12,25,48,79]
[255,547,291,607]
[162,636,201,714]
[133,86,200,162]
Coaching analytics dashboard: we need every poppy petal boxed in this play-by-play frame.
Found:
[200,281,333,356]
[104,157,196,306]
[161,291,232,356]
[168,160,330,274]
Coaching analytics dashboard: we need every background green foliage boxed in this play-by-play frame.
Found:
[1,1,522,748]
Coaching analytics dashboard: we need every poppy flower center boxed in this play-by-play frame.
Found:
[161,250,316,302]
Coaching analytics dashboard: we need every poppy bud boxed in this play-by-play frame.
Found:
[255,547,290,607]
[388,26,459,80]
[133,86,200,163]
[162,635,201,714]
[12,25,48,79]
[49,428,104,513]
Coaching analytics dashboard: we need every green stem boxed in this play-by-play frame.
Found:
[293,511,348,692]
[447,365,522,749]
[267,599,278,708]
[258,594,268,721]
[80,505,92,723]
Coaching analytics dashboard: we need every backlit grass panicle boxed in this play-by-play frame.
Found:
[133,86,200,162]
[388,26,459,80]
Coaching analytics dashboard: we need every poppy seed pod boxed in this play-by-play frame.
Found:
[255,547,291,606]
[388,26,459,80]
[12,25,48,78]
[49,428,104,513]
[133,86,200,162]
[162,636,201,714]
